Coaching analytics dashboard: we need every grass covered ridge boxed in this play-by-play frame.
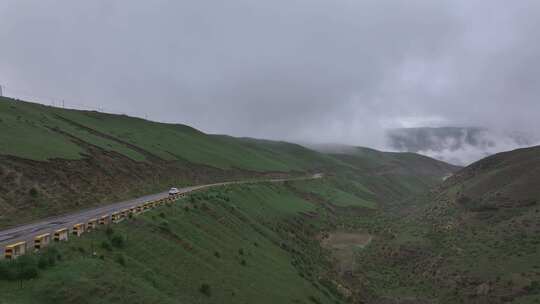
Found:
[0,97,339,171]
[0,181,371,304]
[0,97,457,229]
[341,146,540,303]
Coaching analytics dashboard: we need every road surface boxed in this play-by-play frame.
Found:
[0,173,322,258]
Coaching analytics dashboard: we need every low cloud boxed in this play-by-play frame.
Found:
[1,1,539,155]
[388,127,539,165]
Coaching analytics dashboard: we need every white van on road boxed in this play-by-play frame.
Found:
[168,187,180,196]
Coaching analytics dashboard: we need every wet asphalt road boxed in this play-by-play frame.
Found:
[0,174,322,258]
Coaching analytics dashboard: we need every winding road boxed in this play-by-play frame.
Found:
[0,173,323,258]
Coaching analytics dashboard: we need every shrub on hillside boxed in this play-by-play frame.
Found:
[37,248,59,269]
[101,241,112,251]
[0,256,40,281]
[525,281,540,294]
[16,255,39,280]
[0,257,38,281]
[29,187,39,197]
[0,260,15,280]
[111,235,125,248]
[159,220,170,232]
[37,256,48,269]
[308,295,322,304]
[115,254,126,267]
[105,226,114,237]
[199,283,211,296]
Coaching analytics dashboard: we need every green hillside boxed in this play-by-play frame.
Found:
[0,97,338,171]
[346,146,540,303]
[321,146,460,207]
[438,145,540,213]
[5,96,528,304]
[0,97,456,229]
[290,178,378,209]
[0,182,356,304]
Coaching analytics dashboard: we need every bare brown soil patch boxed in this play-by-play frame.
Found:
[321,231,372,275]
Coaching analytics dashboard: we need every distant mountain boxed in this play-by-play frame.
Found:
[386,127,537,165]
[309,144,459,177]
[304,144,460,205]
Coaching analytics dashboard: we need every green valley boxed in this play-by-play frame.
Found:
[4,97,537,304]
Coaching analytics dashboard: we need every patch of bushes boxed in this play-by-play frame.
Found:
[101,241,112,251]
[308,295,322,304]
[37,249,58,270]
[105,226,114,237]
[0,255,39,281]
[115,254,126,267]
[525,281,540,294]
[29,187,39,197]
[0,260,14,280]
[199,283,211,296]
[159,220,170,232]
[111,234,125,248]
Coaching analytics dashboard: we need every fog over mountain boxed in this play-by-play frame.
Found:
[386,127,539,165]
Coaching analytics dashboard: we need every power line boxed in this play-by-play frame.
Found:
[0,84,144,119]
[0,84,96,111]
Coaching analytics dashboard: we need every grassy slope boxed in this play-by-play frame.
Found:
[324,147,459,207]
[439,145,540,209]
[0,97,457,229]
[0,98,473,303]
[0,183,351,304]
[349,146,540,303]
[0,97,340,172]
[291,178,378,209]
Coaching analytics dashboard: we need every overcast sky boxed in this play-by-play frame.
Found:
[1,1,539,150]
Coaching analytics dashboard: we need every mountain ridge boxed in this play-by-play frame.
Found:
[0,97,455,228]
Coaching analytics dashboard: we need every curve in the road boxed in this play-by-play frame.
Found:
[0,174,323,259]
